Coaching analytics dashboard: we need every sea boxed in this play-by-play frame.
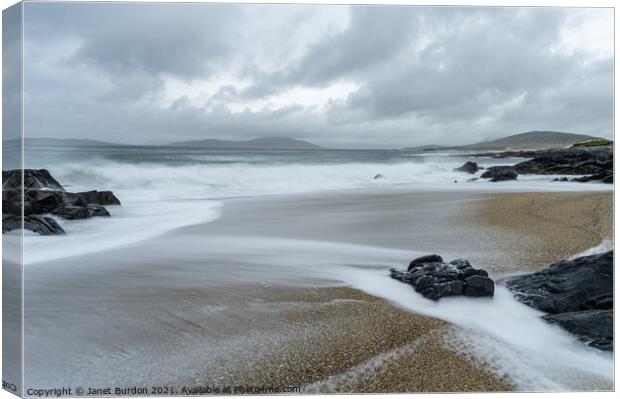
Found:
[3,142,610,264]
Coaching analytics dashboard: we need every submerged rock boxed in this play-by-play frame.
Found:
[453,161,479,174]
[480,166,518,182]
[391,255,494,301]
[543,310,613,351]
[2,214,66,235]
[571,171,613,184]
[506,250,613,351]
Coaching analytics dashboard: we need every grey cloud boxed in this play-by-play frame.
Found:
[241,5,420,98]
[26,2,240,80]
[17,3,614,148]
[3,3,22,141]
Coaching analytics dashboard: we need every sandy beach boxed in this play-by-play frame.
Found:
[471,191,613,271]
[20,188,613,393]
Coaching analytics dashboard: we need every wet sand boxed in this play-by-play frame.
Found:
[21,188,612,393]
[470,191,612,271]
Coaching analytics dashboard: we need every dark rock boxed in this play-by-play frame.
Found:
[543,310,613,351]
[506,250,613,351]
[475,147,613,182]
[408,254,443,271]
[552,177,569,182]
[454,161,479,174]
[480,166,518,181]
[506,251,612,314]
[424,281,465,300]
[464,275,495,297]
[3,169,65,191]
[2,169,121,235]
[52,205,91,220]
[3,214,65,235]
[392,255,494,301]
[481,166,518,182]
[582,293,613,310]
[481,166,511,178]
[571,171,613,184]
[2,189,22,215]
[514,155,612,175]
[24,190,65,215]
[490,170,518,182]
[86,204,111,217]
[70,190,122,206]
[373,174,384,180]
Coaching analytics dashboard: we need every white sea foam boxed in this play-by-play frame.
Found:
[569,240,614,259]
[46,156,612,199]
[337,267,613,391]
[19,200,222,265]
[17,154,610,264]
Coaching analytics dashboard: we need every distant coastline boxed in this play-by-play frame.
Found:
[2,130,613,152]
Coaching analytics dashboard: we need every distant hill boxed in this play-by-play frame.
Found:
[406,131,602,152]
[170,137,323,150]
[3,137,123,147]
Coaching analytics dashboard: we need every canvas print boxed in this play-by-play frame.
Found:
[1,1,614,396]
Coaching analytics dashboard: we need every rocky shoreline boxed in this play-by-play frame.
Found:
[2,169,121,235]
[506,250,613,351]
[453,145,613,183]
[391,251,613,352]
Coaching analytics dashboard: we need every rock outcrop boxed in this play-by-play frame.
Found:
[2,169,65,191]
[453,161,479,174]
[473,146,613,184]
[480,166,518,182]
[2,214,66,236]
[2,169,121,235]
[506,250,613,351]
[390,255,494,301]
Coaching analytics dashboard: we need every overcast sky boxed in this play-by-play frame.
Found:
[13,2,615,148]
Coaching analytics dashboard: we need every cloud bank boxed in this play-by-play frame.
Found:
[19,3,613,148]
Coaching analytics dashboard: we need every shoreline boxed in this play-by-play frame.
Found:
[21,188,613,392]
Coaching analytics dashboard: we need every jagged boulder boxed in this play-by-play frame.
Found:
[2,169,120,236]
[2,169,65,191]
[506,251,613,351]
[391,255,494,301]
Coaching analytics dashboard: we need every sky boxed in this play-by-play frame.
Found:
[7,2,615,148]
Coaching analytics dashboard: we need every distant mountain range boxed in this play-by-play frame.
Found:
[3,132,608,152]
[406,131,606,152]
[3,136,323,150]
[3,137,122,147]
[169,137,323,150]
